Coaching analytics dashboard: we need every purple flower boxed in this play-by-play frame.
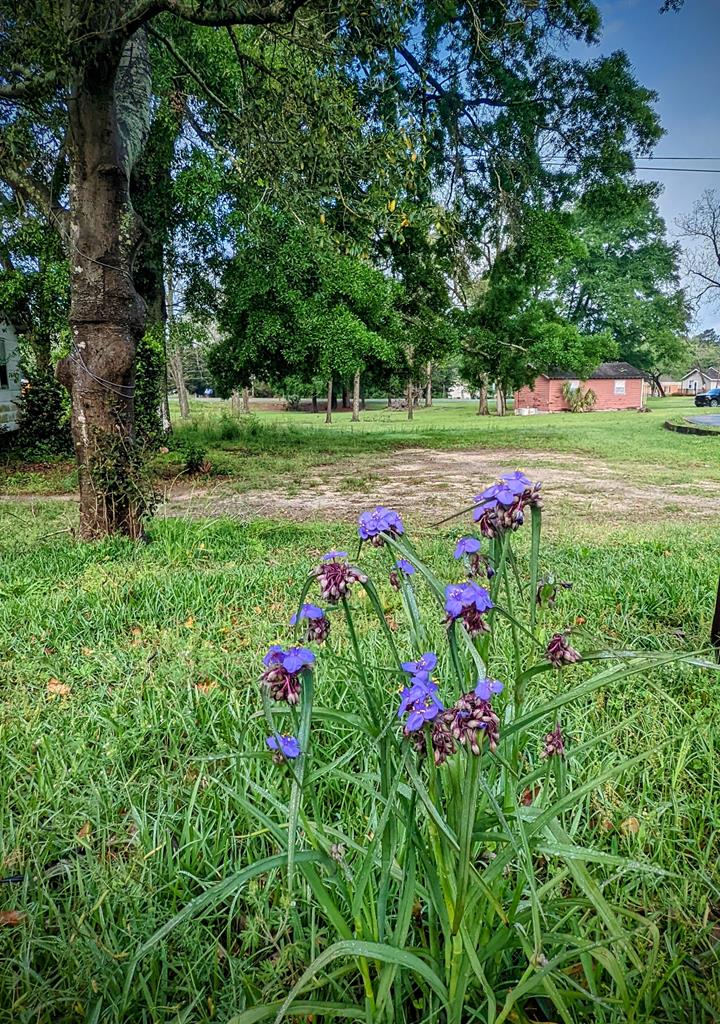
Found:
[546,632,581,668]
[542,722,566,758]
[472,471,542,537]
[261,645,314,704]
[397,677,440,717]
[397,674,444,733]
[444,582,494,637]
[389,558,415,591]
[312,559,367,603]
[454,536,481,559]
[401,652,437,678]
[290,603,324,625]
[358,506,405,546]
[444,584,467,618]
[474,677,504,701]
[322,550,348,561]
[282,646,315,673]
[263,644,285,667]
[290,603,330,642]
[462,581,493,613]
[266,734,301,760]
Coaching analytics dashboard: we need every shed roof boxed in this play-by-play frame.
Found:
[541,361,644,381]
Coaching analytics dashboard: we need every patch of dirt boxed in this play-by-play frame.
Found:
[160,447,720,529]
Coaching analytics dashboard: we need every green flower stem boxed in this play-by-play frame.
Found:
[451,750,481,935]
[341,595,380,729]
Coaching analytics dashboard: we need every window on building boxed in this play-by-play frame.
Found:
[0,339,7,389]
[614,380,626,395]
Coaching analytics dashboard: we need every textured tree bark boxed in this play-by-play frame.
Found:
[242,386,250,413]
[352,369,361,422]
[495,385,507,416]
[169,348,190,418]
[477,377,489,415]
[230,390,241,415]
[325,378,333,424]
[407,377,414,420]
[56,51,148,539]
[425,361,432,407]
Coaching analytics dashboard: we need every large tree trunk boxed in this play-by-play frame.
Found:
[407,377,414,420]
[425,361,432,407]
[325,378,333,424]
[352,369,361,422]
[56,45,149,540]
[477,377,489,415]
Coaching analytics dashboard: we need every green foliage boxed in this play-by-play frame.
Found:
[134,325,167,446]
[209,211,400,395]
[14,372,72,456]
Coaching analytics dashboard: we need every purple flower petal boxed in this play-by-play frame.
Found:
[454,536,481,558]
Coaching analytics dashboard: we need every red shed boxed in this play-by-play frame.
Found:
[514,362,646,414]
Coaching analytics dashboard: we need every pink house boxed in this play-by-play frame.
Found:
[514,362,646,414]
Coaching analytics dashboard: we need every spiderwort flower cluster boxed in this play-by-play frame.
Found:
[261,645,315,704]
[265,734,301,762]
[444,580,494,636]
[290,603,330,643]
[398,668,503,764]
[473,470,542,537]
[454,536,494,580]
[358,506,404,547]
[546,632,581,667]
[389,558,415,591]
[311,551,367,603]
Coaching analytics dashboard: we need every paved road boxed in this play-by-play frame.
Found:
[687,414,720,426]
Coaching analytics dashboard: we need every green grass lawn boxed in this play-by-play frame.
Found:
[2,402,720,1022]
[2,396,719,496]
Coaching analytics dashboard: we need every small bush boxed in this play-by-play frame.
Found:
[15,372,72,456]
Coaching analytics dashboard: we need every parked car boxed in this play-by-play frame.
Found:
[695,387,720,408]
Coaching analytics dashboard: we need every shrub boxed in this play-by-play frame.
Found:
[15,372,72,456]
[562,381,597,413]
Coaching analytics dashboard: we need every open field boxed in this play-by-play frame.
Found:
[2,400,720,1022]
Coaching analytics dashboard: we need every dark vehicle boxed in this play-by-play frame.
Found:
[695,387,720,408]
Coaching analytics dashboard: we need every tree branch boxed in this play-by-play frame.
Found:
[124,0,311,33]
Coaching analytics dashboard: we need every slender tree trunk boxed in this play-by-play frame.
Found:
[387,393,392,408]
[231,390,241,415]
[477,377,489,416]
[169,349,190,418]
[325,378,333,424]
[352,369,361,422]
[312,391,318,413]
[496,385,506,416]
[342,383,349,409]
[242,386,250,413]
[425,361,432,407]
[56,56,147,539]
[407,377,414,420]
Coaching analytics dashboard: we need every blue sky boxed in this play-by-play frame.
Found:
[578,0,720,330]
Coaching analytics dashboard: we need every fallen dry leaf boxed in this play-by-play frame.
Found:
[184,616,195,628]
[47,678,71,698]
[621,816,640,836]
[81,647,94,657]
[77,821,91,839]
[0,911,26,927]
[194,680,218,695]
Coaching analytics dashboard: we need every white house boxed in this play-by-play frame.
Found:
[680,366,720,394]
[0,321,21,432]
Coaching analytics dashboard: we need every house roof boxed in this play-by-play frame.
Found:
[542,361,645,381]
[680,366,720,381]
